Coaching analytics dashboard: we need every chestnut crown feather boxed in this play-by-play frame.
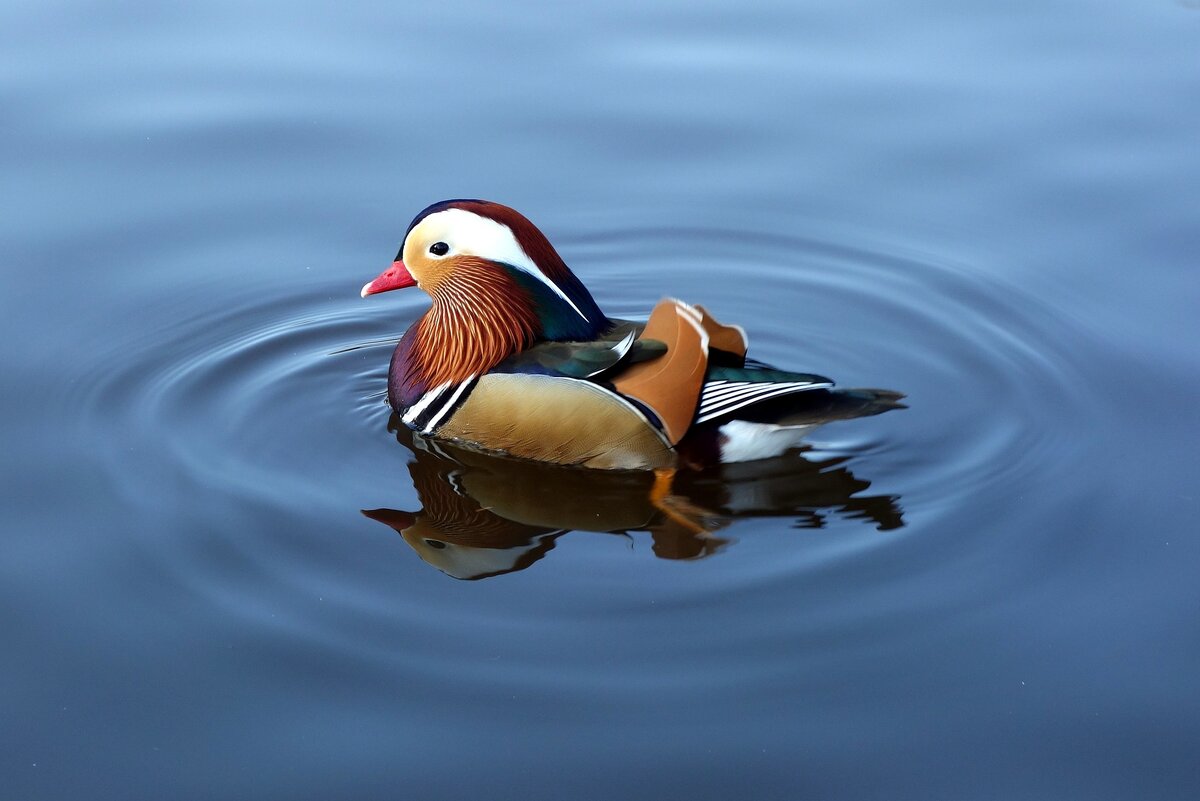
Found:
[399,199,609,339]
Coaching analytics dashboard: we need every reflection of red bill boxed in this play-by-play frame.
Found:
[361,508,417,530]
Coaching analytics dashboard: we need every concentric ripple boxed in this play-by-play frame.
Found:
[585,225,1098,501]
[74,221,1101,647]
[82,286,403,511]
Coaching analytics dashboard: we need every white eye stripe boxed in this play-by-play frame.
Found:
[409,209,589,322]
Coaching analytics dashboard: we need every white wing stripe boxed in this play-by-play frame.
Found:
[699,381,820,406]
[701,380,813,399]
[707,384,813,408]
[695,383,830,424]
[699,385,816,417]
[697,393,798,424]
[700,385,789,407]
[699,392,797,417]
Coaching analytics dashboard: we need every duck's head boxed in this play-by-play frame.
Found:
[361,199,608,341]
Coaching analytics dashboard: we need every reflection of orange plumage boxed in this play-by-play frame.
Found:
[361,425,903,580]
[362,199,903,468]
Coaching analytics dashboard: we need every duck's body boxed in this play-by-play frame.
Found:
[362,200,901,469]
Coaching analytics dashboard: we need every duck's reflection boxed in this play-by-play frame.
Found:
[364,417,902,579]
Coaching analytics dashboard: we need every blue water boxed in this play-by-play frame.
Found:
[3,1,1198,799]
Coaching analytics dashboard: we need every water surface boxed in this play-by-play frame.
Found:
[2,1,1198,799]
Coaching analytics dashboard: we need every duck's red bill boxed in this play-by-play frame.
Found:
[361,260,416,297]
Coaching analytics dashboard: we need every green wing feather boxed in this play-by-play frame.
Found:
[705,365,834,386]
[493,318,668,381]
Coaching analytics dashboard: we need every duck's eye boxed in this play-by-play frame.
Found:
[429,242,449,256]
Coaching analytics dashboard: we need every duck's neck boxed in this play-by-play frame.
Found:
[389,264,540,409]
[387,258,612,411]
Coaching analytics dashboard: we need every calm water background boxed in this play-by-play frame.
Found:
[3,1,1199,799]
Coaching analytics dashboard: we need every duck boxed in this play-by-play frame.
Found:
[361,199,903,470]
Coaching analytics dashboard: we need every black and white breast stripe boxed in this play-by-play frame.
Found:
[694,378,832,424]
[401,377,478,435]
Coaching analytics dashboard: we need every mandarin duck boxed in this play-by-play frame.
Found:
[361,200,903,470]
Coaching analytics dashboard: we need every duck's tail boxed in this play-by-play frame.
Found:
[681,386,906,465]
